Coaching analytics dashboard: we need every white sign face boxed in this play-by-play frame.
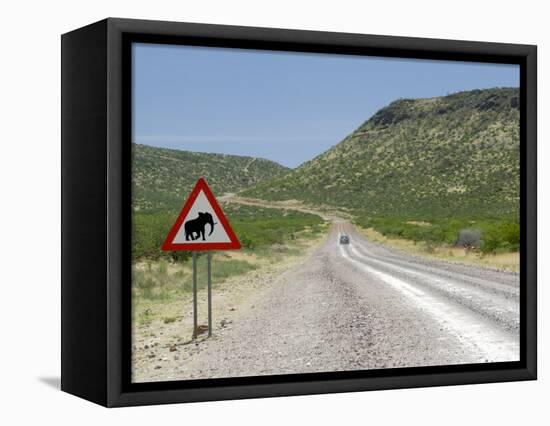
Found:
[172,190,231,244]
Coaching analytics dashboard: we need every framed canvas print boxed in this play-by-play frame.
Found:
[61,18,537,407]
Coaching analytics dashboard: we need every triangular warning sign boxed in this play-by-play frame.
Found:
[161,178,241,251]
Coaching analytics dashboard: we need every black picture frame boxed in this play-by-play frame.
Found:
[61,17,537,407]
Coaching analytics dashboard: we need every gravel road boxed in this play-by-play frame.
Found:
[134,222,519,382]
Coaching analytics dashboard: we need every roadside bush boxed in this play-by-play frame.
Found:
[456,229,481,248]
[132,204,324,261]
[481,222,520,254]
[355,215,519,254]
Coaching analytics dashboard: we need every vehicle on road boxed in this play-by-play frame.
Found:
[339,234,350,244]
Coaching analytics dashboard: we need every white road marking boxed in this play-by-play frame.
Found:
[338,243,519,362]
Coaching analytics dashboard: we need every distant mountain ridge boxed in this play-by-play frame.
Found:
[242,87,520,220]
[132,144,288,212]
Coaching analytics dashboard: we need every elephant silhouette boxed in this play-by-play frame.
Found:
[184,212,216,241]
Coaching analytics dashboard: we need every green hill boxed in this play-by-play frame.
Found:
[242,88,520,221]
[132,144,289,212]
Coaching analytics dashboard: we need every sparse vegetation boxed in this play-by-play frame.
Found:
[131,144,328,319]
[133,204,326,261]
[242,88,520,254]
[132,256,260,324]
[132,202,328,319]
[361,228,519,272]
[359,226,519,272]
[133,144,288,213]
[225,204,325,249]
[132,87,521,302]
[354,216,519,255]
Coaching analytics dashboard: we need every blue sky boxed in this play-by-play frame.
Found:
[133,43,519,168]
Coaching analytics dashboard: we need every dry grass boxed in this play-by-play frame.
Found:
[360,227,519,272]
[405,221,432,227]
[132,228,328,325]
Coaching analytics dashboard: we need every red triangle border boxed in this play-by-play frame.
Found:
[161,177,241,251]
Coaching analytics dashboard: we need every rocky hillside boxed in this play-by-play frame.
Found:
[132,144,288,212]
[242,88,520,220]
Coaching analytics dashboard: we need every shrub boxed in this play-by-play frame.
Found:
[481,222,520,254]
[354,215,519,255]
[132,204,324,261]
[456,229,481,248]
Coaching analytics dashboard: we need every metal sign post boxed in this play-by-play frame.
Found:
[161,178,241,341]
[207,252,212,337]
[190,252,212,339]
[192,252,198,339]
